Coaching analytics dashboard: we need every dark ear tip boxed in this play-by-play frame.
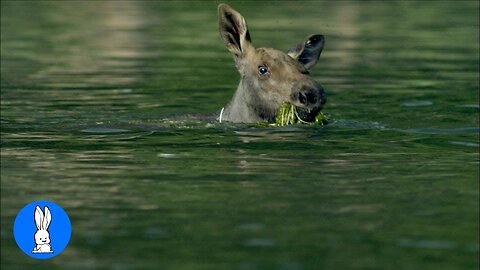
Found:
[305,34,325,47]
[309,34,324,42]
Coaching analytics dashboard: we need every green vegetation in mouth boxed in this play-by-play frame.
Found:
[275,102,328,126]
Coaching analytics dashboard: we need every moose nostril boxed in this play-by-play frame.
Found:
[298,92,307,105]
[298,90,318,105]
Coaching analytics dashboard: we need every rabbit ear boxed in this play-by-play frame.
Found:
[34,206,43,230]
[43,206,52,230]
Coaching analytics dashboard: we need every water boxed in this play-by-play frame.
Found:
[1,1,479,269]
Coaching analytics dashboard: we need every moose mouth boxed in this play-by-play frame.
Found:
[274,102,327,126]
[296,106,322,123]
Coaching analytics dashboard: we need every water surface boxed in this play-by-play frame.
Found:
[1,1,479,269]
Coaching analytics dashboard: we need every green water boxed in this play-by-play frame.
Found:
[1,1,479,269]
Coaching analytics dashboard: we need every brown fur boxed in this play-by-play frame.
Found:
[218,4,326,123]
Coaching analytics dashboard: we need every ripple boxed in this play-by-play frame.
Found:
[456,104,480,109]
[396,239,456,249]
[243,238,276,247]
[401,101,433,107]
[81,127,131,133]
[157,153,181,158]
[449,141,479,148]
[401,127,479,135]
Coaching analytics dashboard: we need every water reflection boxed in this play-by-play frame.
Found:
[26,1,147,87]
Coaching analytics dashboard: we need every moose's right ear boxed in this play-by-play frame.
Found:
[218,4,253,57]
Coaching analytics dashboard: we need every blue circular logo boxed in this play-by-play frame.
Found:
[13,200,71,259]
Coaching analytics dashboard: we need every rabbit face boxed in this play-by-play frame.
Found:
[35,230,50,245]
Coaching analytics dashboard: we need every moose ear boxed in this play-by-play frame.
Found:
[288,34,325,70]
[218,4,253,56]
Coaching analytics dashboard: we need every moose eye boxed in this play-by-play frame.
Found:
[258,65,269,75]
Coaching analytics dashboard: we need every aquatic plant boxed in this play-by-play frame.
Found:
[275,102,328,126]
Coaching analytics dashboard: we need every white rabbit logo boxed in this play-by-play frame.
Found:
[32,205,53,253]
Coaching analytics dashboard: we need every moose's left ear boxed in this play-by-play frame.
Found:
[287,34,325,70]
